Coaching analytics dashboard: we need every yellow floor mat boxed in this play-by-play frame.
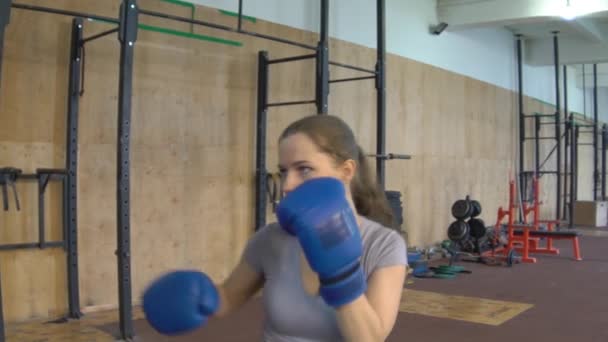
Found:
[400,289,534,326]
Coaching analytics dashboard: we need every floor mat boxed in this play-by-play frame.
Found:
[400,289,534,326]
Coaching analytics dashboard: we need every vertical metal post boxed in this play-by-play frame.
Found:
[255,51,269,231]
[570,121,579,228]
[575,125,579,204]
[593,63,598,200]
[315,0,329,115]
[563,65,569,219]
[552,32,561,220]
[602,124,607,200]
[582,64,587,117]
[516,35,524,213]
[0,0,11,109]
[237,0,243,31]
[376,0,386,188]
[535,115,540,176]
[38,175,47,248]
[0,4,10,339]
[66,18,83,319]
[0,270,3,342]
[117,1,138,340]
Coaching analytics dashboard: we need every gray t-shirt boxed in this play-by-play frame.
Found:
[244,216,408,342]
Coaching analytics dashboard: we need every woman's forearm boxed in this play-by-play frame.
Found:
[213,284,232,318]
[335,295,387,342]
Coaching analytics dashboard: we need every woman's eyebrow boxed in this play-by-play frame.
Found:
[277,160,309,169]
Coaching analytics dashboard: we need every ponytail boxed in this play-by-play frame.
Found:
[278,114,396,229]
[351,146,395,228]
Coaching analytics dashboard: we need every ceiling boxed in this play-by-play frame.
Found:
[436,0,608,87]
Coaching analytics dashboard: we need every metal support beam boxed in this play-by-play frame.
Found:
[82,27,119,44]
[237,0,243,31]
[116,1,138,339]
[563,65,569,219]
[139,8,315,50]
[553,32,562,221]
[602,124,607,200]
[0,0,11,114]
[593,63,599,200]
[570,120,579,228]
[376,0,386,188]
[329,61,376,75]
[267,54,315,65]
[66,18,83,319]
[11,3,118,23]
[267,100,315,107]
[315,0,329,114]
[0,269,3,342]
[535,115,540,175]
[330,75,376,83]
[517,35,524,218]
[255,51,269,230]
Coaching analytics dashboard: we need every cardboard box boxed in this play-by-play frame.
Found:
[573,201,608,227]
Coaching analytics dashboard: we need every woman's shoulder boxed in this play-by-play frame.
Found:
[248,222,288,245]
[360,217,404,243]
[359,217,408,270]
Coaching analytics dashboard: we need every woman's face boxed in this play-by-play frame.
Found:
[278,133,355,195]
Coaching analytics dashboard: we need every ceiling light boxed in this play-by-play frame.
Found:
[559,0,604,21]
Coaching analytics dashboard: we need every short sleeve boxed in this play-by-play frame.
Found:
[371,230,408,270]
[242,224,274,273]
[360,219,409,277]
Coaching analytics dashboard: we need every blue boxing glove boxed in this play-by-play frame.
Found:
[142,270,220,335]
[276,177,366,307]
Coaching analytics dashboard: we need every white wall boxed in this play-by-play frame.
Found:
[189,0,588,113]
[580,87,608,122]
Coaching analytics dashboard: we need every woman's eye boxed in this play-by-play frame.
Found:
[298,166,312,177]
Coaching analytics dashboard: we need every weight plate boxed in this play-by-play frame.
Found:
[468,218,486,239]
[448,220,469,241]
[470,200,482,218]
[451,199,472,219]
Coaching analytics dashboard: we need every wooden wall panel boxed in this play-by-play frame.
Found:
[3,0,595,324]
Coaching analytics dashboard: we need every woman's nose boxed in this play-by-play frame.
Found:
[281,172,301,195]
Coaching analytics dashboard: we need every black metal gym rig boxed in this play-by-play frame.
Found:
[516,33,605,228]
[0,0,410,340]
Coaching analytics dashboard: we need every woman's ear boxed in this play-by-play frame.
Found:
[340,159,357,183]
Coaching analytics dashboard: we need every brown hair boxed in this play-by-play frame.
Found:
[279,115,395,228]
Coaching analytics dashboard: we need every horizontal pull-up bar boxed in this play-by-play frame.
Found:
[0,241,64,251]
[524,137,557,140]
[87,17,243,47]
[524,113,556,118]
[219,9,256,24]
[139,8,317,50]
[367,153,412,160]
[160,0,195,10]
[267,100,316,107]
[329,61,376,75]
[12,2,118,23]
[268,54,316,64]
[139,23,242,46]
[330,75,376,83]
[82,27,119,44]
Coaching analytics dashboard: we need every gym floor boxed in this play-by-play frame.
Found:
[6,229,608,342]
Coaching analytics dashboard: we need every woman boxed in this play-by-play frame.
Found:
[143,114,408,341]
